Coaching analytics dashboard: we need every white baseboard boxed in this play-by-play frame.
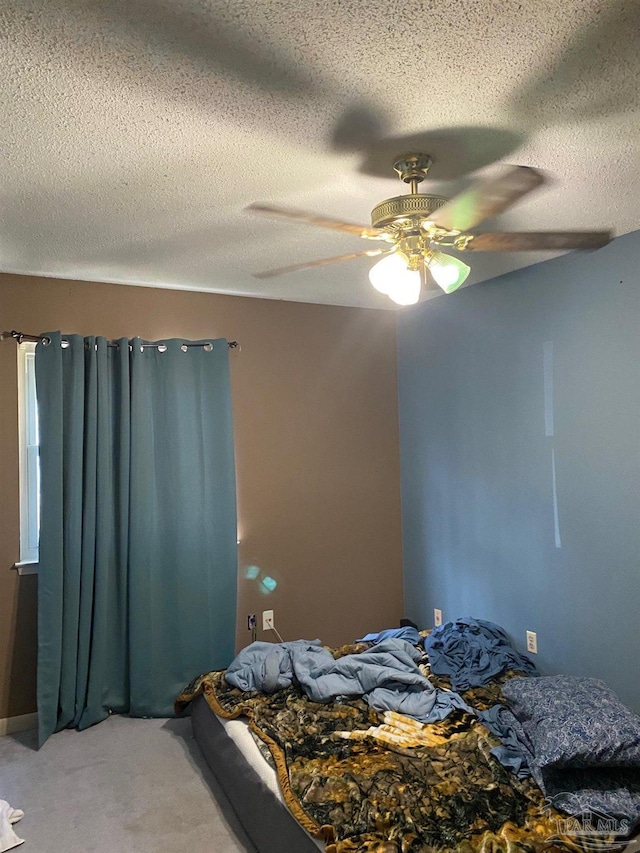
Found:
[0,712,38,736]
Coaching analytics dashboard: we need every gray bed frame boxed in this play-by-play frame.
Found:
[191,693,321,853]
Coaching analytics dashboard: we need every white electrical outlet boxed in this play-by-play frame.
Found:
[526,630,538,654]
[263,610,274,631]
[434,608,443,627]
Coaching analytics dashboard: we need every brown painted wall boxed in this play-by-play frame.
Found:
[0,273,403,719]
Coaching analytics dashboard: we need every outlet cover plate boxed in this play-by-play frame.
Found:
[263,610,274,631]
[434,608,443,627]
[526,630,538,654]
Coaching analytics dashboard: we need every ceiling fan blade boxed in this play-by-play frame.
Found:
[430,166,546,231]
[246,204,385,239]
[252,248,388,279]
[457,230,612,252]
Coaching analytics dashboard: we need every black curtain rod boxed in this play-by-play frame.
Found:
[2,330,239,349]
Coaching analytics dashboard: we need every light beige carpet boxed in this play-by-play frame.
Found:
[0,715,256,853]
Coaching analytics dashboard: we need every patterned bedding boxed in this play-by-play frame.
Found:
[176,642,605,853]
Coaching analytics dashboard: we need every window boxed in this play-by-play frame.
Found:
[17,342,40,569]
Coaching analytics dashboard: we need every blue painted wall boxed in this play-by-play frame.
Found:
[398,230,640,710]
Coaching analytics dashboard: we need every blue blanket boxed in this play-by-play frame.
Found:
[225,639,329,693]
[478,704,531,778]
[226,638,473,724]
[356,627,423,645]
[424,617,537,690]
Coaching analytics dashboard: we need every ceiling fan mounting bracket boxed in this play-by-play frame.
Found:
[393,153,433,184]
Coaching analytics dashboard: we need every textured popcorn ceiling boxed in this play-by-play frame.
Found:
[1,0,638,308]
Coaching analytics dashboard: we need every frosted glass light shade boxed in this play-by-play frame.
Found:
[368,252,409,294]
[427,251,471,294]
[368,252,421,306]
[387,269,421,305]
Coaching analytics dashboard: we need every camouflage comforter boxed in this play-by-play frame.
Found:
[175,643,593,853]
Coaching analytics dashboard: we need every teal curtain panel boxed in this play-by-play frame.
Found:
[35,333,237,746]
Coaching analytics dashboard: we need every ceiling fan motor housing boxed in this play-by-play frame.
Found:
[370,194,449,230]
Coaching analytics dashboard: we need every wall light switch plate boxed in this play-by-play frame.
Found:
[434,608,443,627]
[526,630,538,654]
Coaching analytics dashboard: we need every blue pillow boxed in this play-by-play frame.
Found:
[503,675,640,769]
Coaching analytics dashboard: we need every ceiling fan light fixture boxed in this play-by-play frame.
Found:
[249,155,612,305]
[426,250,471,294]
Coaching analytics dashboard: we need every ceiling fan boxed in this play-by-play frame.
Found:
[247,154,612,306]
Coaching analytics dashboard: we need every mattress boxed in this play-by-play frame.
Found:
[191,693,322,853]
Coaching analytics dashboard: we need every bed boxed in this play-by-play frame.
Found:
[176,628,640,853]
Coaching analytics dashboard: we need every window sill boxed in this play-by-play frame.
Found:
[13,560,39,576]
